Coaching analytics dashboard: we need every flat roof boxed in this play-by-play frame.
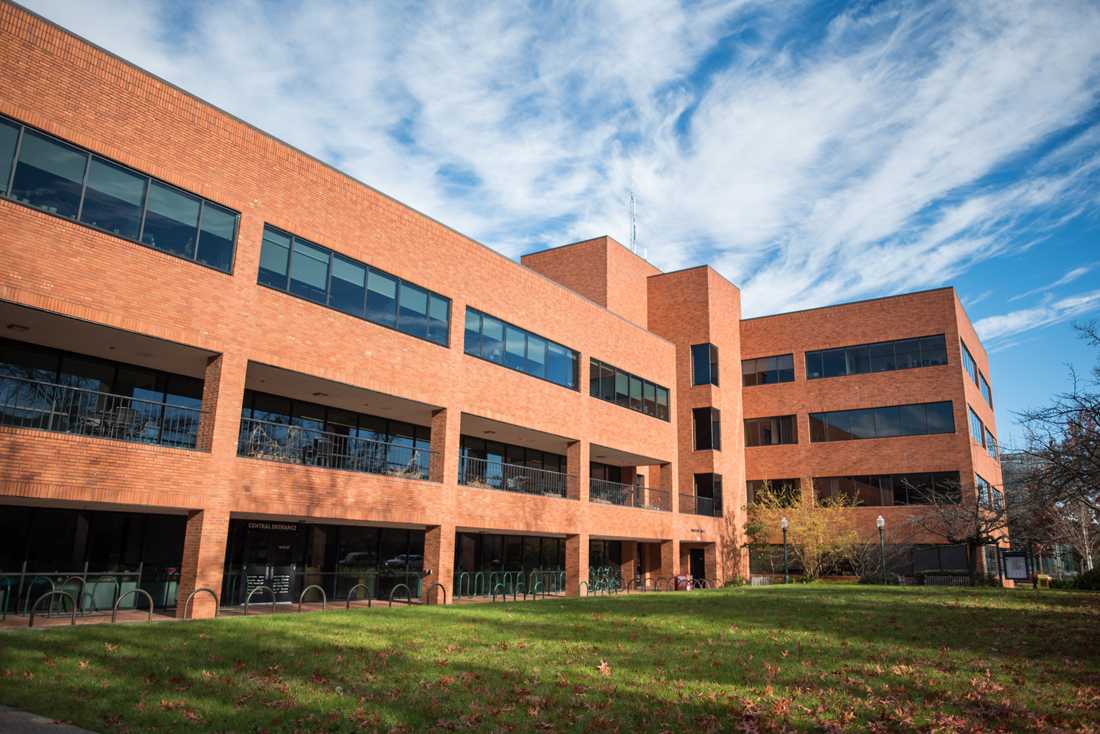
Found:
[741,287,954,322]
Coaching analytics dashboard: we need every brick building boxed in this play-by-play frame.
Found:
[0,3,1004,618]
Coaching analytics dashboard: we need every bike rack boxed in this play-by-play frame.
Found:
[693,578,709,590]
[491,582,506,602]
[111,588,154,623]
[22,576,55,614]
[345,583,373,609]
[182,588,219,619]
[298,585,327,612]
[531,581,543,599]
[388,583,413,607]
[425,582,447,605]
[473,572,485,596]
[59,576,86,614]
[92,576,122,613]
[244,585,277,615]
[457,572,470,599]
[28,590,76,627]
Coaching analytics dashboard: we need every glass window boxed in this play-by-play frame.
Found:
[629,375,642,411]
[547,343,573,386]
[926,402,954,434]
[868,342,895,372]
[504,325,526,371]
[480,315,504,363]
[525,335,546,379]
[979,373,992,405]
[289,238,330,303]
[825,411,851,442]
[366,269,398,328]
[589,359,603,396]
[398,282,430,339]
[692,344,718,386]
[79,157,145,239]
[805,352,823,379]
[693,407,721,450]
[643,381,656,416]
[744,353,794,386]
[427,294,449,345]
[893,339,920,370]
[745,416,797,446]
[919,335,948,366]
[10,129,87,218]
[329,255,366,317]
[875,405,901,437]
[985,429,998,459]
[196,202,237,272]
[962,342,978,384]
[655,387,669,421]
[464,309,482,356]
[258,227,291,288]
[968,406,984,445]
[141,181,200,259]
[614,371,629,406]
[811,401,954,442]
[849,409,876,439]
[821,349,846,378]
[845,346,870,375]
[0,117,18,195]
[809,335,948,379]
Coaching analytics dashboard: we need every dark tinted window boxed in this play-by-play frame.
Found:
[79,157,145,239]
[258,224,450,345]
[815,471,960,506]
[807,334,948,379]
[196,202,237,272]
[743,353,794,386]
[141,181,201,259]
[11,129,87,218]
[0,117,18,195]
[465,308,577,388]
[744,415,798,446]
[693,407,721,450]
[691,343,719,386]
[810,401,954,442]
[589,358,669,420]
[979,372,992,405]
[961,341,978,384]
[746,478,800,506]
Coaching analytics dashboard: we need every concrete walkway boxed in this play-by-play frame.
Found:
[0,705,97,733]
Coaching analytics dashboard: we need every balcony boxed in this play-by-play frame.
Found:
[589,478,670,511]
[680,493,722,517]
[238,416,433,480]
[458,455,570,498]
[0,375,203,449]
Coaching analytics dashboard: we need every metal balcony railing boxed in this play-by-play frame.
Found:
[680,493,722,517]
[458,455,571,498]
[589,478,670,511]
[238,416,434,481]
[0,374,203,449]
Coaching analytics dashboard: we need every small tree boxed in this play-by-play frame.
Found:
[745,481,861,580]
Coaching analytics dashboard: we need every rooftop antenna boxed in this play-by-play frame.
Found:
[628,190,647,259]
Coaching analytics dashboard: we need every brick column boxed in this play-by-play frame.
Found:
[566,440,590,502]
[203,352,249,458]
[422,523,455,604]
[429,407,460,483]
[176,508,229,619]
[659,539,680,582]
[660,462,676,512]
[620,541,637,587]
[196,354,223,452]
[704,543,719,585]
[565,533,589,596]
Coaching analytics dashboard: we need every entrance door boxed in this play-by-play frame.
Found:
[689,548,706,580]
[240,522,303,604]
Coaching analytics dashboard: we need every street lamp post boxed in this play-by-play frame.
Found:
[781,516,790,584]
[876,515,886,585]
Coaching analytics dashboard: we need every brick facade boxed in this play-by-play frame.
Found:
[0,1,1006,616]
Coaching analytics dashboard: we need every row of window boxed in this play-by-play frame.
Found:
[459,436,566,474]
[967,406,999,460]
[589,359,670,421]
[463,308,579,388]
[0,115,239,273]
[744,415,798,446]
[259,225,450,346]
[746,472,962,507]
[962,341,994,406]
[742,353,794,386]
[976,474,1003,511]
[809,401,954,442]
[806,334,948,380]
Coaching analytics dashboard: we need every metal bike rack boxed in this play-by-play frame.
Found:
[28,590,76,628]
[491,582,506,602]
[244,585,277,615]
[388,583,413,607]
[112,588,154,623]
[457,572,470,599]
[22,576,55,614]
[345,583,373,609]
[298,585,327,612]
[530,581,543,599]
[425,582,447,605]
[182,588,219,619]
[473,572,485,596]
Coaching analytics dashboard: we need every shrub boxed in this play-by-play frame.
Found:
[1073,568,1100,591]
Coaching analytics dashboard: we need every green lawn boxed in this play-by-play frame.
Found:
[1,586,1098,733]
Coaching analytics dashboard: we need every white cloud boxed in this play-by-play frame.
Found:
[974,288,1100,341]
[22,0,1100,316]
[1008,263,1098,302]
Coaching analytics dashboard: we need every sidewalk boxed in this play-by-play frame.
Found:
[0,705,96,733]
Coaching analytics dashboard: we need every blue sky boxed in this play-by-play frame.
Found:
[25,0,1100,448]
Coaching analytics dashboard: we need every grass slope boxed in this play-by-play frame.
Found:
[1,586,1098,733]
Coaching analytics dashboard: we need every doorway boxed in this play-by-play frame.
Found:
[239,521,303,604]
[689,548,706,580]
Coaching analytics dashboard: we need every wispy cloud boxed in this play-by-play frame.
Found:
[23,0,1100,317]
[974,288,1100,341]
[1008,263,1098,302]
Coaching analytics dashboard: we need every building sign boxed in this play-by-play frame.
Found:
[1002,551,1030,581]
[247,521,298,532]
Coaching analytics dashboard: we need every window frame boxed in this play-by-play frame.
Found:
[809,401,955,443]
[742,353,795,387]
[257,223,452,348]
[805,334,948,381]
[692,407,722,451]
[744,415,798,446]
[464,307,578,390]
[588,357,670,421]
[0,113,239,275]
[691,343,720,386]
